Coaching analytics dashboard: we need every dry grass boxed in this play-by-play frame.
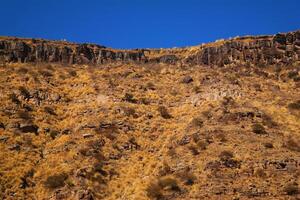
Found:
[0,62,299,200]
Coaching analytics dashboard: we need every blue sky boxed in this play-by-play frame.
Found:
[1,0,299,49]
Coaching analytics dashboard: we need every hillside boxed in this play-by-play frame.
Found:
[0,30,300,200]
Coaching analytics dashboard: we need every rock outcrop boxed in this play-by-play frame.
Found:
[0,30,299,66]
[186,31,300,66]
[0,38,146,64]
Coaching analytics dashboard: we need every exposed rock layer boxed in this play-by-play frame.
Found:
[0,30,299,66]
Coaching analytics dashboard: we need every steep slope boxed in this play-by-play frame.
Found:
[0,31,299,200]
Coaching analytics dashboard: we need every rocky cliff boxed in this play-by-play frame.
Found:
[0,30,299,66]
[187,30,300,66]
[0,37,146,64]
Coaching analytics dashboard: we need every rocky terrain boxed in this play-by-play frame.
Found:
[0,30,299,200]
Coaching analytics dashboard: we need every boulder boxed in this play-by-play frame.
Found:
[19,123,39,134]
[182,75,193,84]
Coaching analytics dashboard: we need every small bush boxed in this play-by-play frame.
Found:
[18,111,32,120]
[197,141,208,150]
[254,168,266,178]
[158,106,172,119]
[146,182,163,199]
[122,106,137,118]
[167,148,177,158]
[49,130,60,139]
[123,93,137,103]
[190,117,203,128]
[39,70,53,77]
[264,142,274,148]
[219,150,234,161]
[158,163,171,176]
[216,133,227,142]
[193,85,201,94]
[19,86,31,99]
[68,70,77,77]
[44,107,57,116]
[17,67,28,74]
[188,145,199,155]
[9,93,21,105]
[176,171,196,185]
[252,123,267,134]
[262,114,277,128]
[44,173,68,189]
[288,100,300,110]
[284,183,299,195]
[285,138,300,152]
[287,71,298,79]
[146,82,156,90]
[158,177,180,191]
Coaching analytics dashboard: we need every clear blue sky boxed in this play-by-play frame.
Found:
[1,0,299,49]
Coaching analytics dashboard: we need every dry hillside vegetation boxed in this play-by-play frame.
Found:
[0,59,299,200]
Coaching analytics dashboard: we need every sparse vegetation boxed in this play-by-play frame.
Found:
[44,106,57,116]
[284,138,300,152]
[0,32,300,200]
[288,100,300,110]
[158,106,172,119]
[284,183,299,195]
[252,123,267,134]
[44,173,68,189]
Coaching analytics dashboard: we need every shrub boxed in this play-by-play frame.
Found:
[123,93,137,103]
[167,148,177,158]
[284,183,299,195]
[193,85,201,94]
[176,171,196,185]
[197,141,208,150]
[254,168,266,178]
[9,93,21,105]
[285,138,300,152]
[68,70,77,77]
[18,111,32,120]
[190,117,203,128]
[146,182,163,199]
[264,142,274,148]
[44,173,68,189]
[287,71,298,79]
[158,106,172,119]
[158,177,180,191]
[188,145,199,155]
[146,177,181,199]
[288,100,300,110]
[19,86,31,99]
[44,107,57,116]
[17,67,28,74]
[252,123,267,134]
[262,114,277,128]
[146,82,156,90]
[216,133,227,142]
[158,163,171,176]
[49,130,60,139]
[39,70,53,77]
[122,106,137,117]
[219,150,234,161]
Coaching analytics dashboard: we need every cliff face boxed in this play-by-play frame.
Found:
[187,31,300,66]
[0,38,146,64]
[0,30,299,66]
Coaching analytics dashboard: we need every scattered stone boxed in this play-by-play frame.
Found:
[0,122,5,129]
[83,133,94,139]
[19,123,39,134]
[182,75,193,84]
[252,123,267,134]
[8,144,21,151]
[0,136,9,142]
